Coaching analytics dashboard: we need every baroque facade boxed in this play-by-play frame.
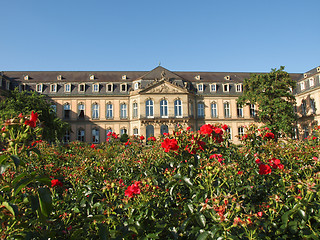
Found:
[0,65,319,143]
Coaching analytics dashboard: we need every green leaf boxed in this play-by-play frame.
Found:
[30,194,40,212]
[0,154,8,165]
[0,163,10,174]
[298,209,307,220]
[14,175,36,195]
[197,231,210,240]
[196,214,206,228]
[146,233,160,239]
[10,155,23,168]
[186,203,194,214]
[182,176,193,187]
[37,187,52,217]
[2,201,18,217]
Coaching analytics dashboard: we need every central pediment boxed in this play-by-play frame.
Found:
[140,80,189,94]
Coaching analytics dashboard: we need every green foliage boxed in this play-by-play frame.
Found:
[120,133,129,142]
[0,88,70,142]
[238,66,297,137]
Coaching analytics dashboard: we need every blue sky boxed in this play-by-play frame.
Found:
[1,0,319,73]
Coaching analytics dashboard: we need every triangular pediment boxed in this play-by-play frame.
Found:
[138,66,184,81]
[140,80,189,94]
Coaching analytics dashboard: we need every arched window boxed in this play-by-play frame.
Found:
[64,103,71,119]
[160,99,168,117]
[92,128,99,143]
[92,103,99,119]
[78,103,85,119]
[211,102,218,118]
[146,99,154,118]
[106,103,113,119]
[133,128,138,137]
[174,99,182,117]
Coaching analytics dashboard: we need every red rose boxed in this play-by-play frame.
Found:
[200,124,213,135]
[214,127,223,135]
[148,136,156,141]
[125,181,141,198]
[259,164,272,175]
[161,138,179,152]
[90,144,96,149]
[139,135,145,140]
[221,124,228,131]
[264,132,275,139]
[24,111,38,128]
[51,179,63,187]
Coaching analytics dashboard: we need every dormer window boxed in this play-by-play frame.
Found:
[24,75,29,81]
[50,83,57,92]
[300,81,305,91]
[57,75,62,80]
[304,73,308,78]
[236,84,242,92]
[223,84,230,92]
[122,75,127,80]
[197,83,204,92]
[106,83,113,92]
[224,75,230,81]
[120,83,127,92]
[92,83,99,92]
[64,83,71,93]
[317,67,320,72]
[134,82,140,90]
[89,74,95,80]
[36,83,43,93]
[78,83,85,92]
[309,78,314,87]
[6,81,10,90]
[210,83,216,92]
[195,75,201,80]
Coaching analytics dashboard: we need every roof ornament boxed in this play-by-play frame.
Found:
[161,70,166,80]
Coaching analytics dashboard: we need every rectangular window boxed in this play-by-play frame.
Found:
[134,82,139,90]
[78,104,85,119]
[198,103,205,118]
[36,84,43,93]
[133,128,138,137]
[92,83,99,92]
[309,78,314,87]
[92,129,99,143]
[65,84,71,93]
[64,104,71,119]
[311,99,316,114]
[106,104,113,119]
[223,84,229,92]
[236,84,242,92]
[120,104,127,119]
[79,84,85,92]
[63,130,70,143]
[133,102,138,118]
[210,84,216,92]
[224,102,230,118]
[238,127,244,138]
[197,84,204,92]
[237,104,243,117]
[211,103,218,118]
[77,129,85,142]
[92,104,99,119]
[106,83,113,92]
[120,83,127,92]
[250,104,256,117]
[300,82,305,90]
[301,100,307,116]
[50,84,57,92]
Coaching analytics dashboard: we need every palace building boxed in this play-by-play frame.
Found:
[0,65,319,143]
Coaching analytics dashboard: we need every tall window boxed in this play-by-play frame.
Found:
[237,104,243,118]
[236,84,242,92]
[223,84,229,92]
[133,128,138,137]
[311,99,316,114]
[210,84,216,92]
[92,128,99,143]
[65,83,71,93]
[226,127,232,140]
[160,99,168,117]
[224,102,230,118]
[63,130,70,143]
[78,83,85,92]
[301,100,307,116]
[189,101,194,117]
[36,84,43,93]
[238,127,244,138]
[50,84,57,93]
[211,102,218,118]
[146,99,154,118]
[197,84,204,92]
[50,104,57,114]
[121,128,127,136]
[309,78,314,87]
[106,103,113,119]
[198,102,205,118]
[77,129,85,142]
[78,103,85,119]
[133,102,138,118]
[250,104,256,117]
[303,125,309,139]
[64,103,71,119]
[120,103,127,119]
[92,83,99,92]
[174,99,182,117]
[92,103,99,119]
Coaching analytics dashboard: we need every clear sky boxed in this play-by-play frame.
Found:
[1,0,319,73]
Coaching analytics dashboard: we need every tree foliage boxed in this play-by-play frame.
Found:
[237,66,297,137]
[0,88,70,142]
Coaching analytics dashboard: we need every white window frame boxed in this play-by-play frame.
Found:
[197,83,204,92]
[224,102,231,118]
[197,102,205,118]
[78,83,85,93]
[106,83,113,92]
[210,83,217,92]
[92,103,99,119]
[106,103,113,119]
[211,102,218,118]
[309,78,314,87]
[78,103,85,119]
[237,104,243,118]
[64,103,71,119]
[120,103,127,119]
[238,127,244,138]
[250,104,256,117]
[133,128,138,137]
[223,84,230,92]
[134,82,140,90]
[174,99,183,118]
[92,128,99,143]
[160,99,168,118]
[50,83,57,93]
[146,99,154,118]
[64,83,71,93]
[36,83,43,93]
[120,83,127,92]
[92,83,99,93]
[236,84,242,92]
[300,81,305,91]
[77,128,85,142]
[133,102,138,118]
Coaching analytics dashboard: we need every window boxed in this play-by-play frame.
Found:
[79,83,85,92]
[19,84,25,92]
[250,104,256,117]
[238,127,244,138]
[223,84,229,92]
[146,99,154,118]
[64,103,71,119]
[50,104,57,113]
[133,102,138,118]
[120,128,127,136]
[226,127,232,140]
[106,128,112,138]
[300,82,305,91]
[57,75,62,81]
[133,128,138,137]
[6,81,10,90]
[237,104,243,118]
[24,75,29,81]
[198,102,205,118]
[236,84,242,92]
[303,125,309,139]
[120,103,127,119]
[134,82,140,90]
[106,83,113,92]
[160,99,168,117]
[189,101,194,117]
[36,84,43,93]
[301,100,307,116]
[92,103,99,119]
[311,99,316,114]
[197,84,204,92]
[64,83,71,93]
[50,84,57,93]
[92,128,99,143]
[92,83,99,92]
[106,103,113,119]
[78,103,85,119]
[211,102,218,118]
[120,83,127,92]
[174,99,182,117]
[77,129,85,142]
[90,74,95,80]
[63,130,70,143]
[309,78,314,87]
[224,102,230,118]
[210,84,216,92]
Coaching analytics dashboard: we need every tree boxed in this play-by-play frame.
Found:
[0,88,70,142]
[237,66,297,137]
